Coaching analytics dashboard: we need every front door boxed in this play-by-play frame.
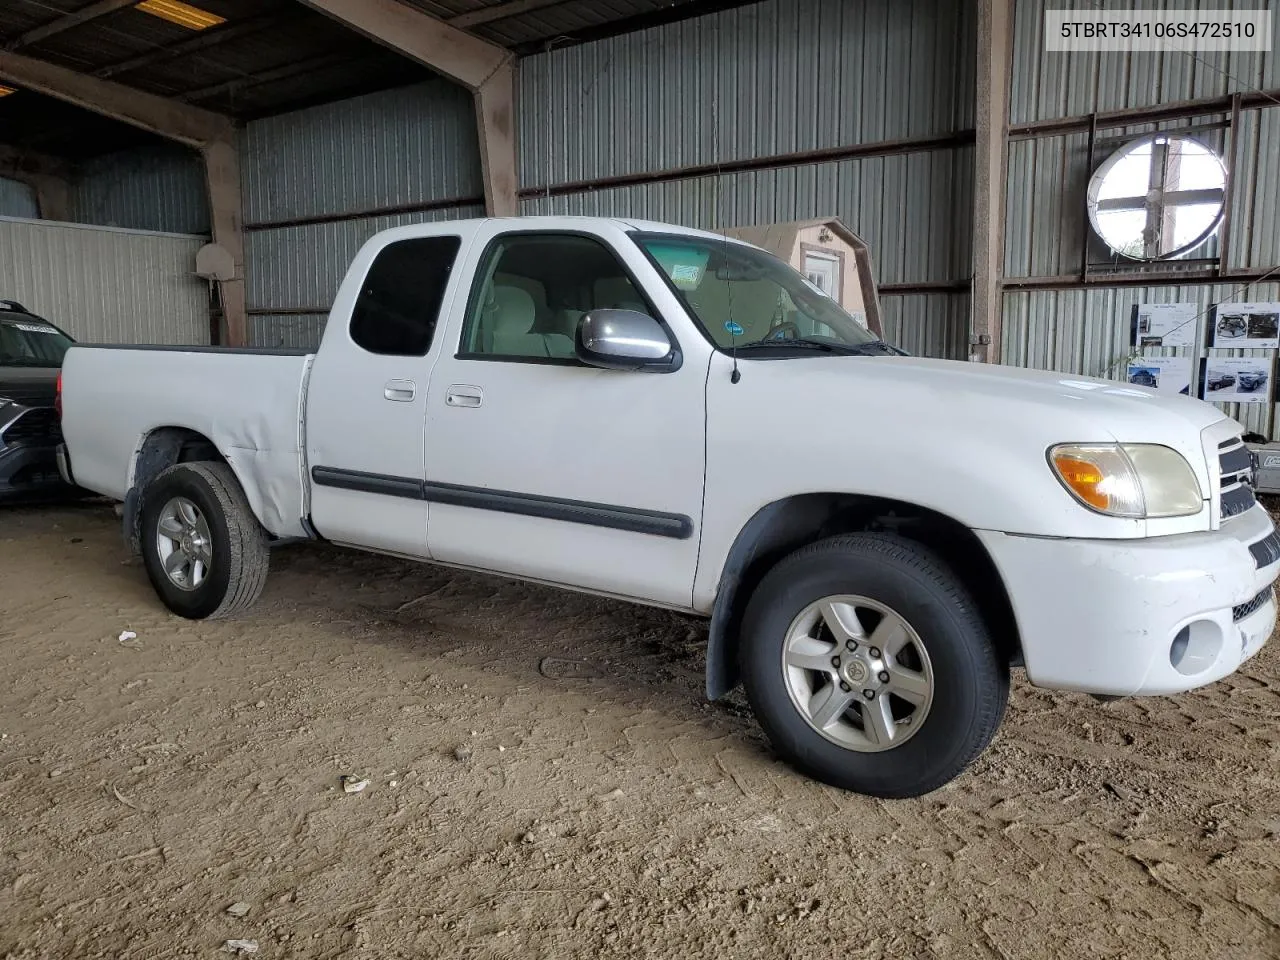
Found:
[306,232,466,558]
[423,225,707,608]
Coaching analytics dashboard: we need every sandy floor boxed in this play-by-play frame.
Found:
[1,502,1278,959]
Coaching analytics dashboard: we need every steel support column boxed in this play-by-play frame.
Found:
[298,0,519,217]
[970,0,1014,364]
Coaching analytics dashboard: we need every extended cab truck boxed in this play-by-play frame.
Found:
[58,217,1280,798]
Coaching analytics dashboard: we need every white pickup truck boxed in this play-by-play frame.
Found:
[58,216,1278,798]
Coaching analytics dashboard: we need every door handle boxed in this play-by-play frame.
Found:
[384,379,416,402]
[445,385,484,408]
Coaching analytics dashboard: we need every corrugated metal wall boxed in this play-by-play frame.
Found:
[240,0,975,355]
[521,149,974,287]
[0,177,38,219]
[243,204,485,347]
[69,145,210,235]
[517,0,976,360]
[1003,282,1280,437]
[242,79,483,349]
[1004,0,1280,435]
[242,80,480,224]
[1011,0,1278,124]
[518,0,974,188]
[0,216,209,344]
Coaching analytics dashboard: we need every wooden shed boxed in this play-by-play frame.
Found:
[722,218,883,336]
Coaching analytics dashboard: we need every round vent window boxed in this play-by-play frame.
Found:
[1087,133,1226,261]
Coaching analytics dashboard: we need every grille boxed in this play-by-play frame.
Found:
[1218,437,1257,521]
[1233,585,1274,622]
[0,407,60,443]
[1249,531,1280,569]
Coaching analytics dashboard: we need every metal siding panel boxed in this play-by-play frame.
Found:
[245,204,486,312]
[0,178,39,219]
[1012,0,1277,123]
[521,149,969,287]
[242,80,482,224]
[879,293,968,360]
[69,146,209,235]
[1238,106,1280,269]
[1002,283,1280,436]
[0,218,208,345]
[518,0,969,190]
[248,314,330,351]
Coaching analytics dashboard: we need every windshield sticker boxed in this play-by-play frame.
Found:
[724,321,744,337]
[10,322,58,334]
[670,263,702,286]
[644,243,710,290]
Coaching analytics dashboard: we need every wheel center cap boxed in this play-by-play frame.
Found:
[844,660,868,683]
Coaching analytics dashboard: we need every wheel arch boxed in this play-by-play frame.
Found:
[124,426,234,554]
[705,493,1021,700]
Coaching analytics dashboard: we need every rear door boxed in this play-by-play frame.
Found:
[421,224,710,607]
[305,231,466,558]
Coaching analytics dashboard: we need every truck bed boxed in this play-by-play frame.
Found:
[60,344,315,538]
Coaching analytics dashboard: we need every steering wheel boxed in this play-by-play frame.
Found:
[762,321,801,342]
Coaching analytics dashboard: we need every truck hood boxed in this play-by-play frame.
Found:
[850,355,1226,439]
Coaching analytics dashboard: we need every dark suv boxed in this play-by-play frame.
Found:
[0,301,79,502]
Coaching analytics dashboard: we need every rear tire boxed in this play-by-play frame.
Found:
[739,533,1008,798]
[139,461,269,620]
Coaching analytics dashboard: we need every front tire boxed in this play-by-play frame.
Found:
[139,461,269,620]
[739,533,1008,798]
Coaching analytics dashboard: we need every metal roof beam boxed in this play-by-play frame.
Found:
[296,0,510,91]
[95,15,288,79]
[447,0,570,29]
[0,50,235,145]
[179,52,350,102]
[7,0,137,51]
[296,0,518,217]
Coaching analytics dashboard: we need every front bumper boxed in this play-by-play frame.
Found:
[0,439,76,502]
[979,503,1278,696]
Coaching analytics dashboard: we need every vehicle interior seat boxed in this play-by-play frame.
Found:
[486,285,576,359]
[488,286,547,356]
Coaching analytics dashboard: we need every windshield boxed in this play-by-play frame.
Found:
[634,232,883,351]
[0,316,74,367]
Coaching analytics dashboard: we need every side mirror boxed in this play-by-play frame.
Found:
[575,309,681,373]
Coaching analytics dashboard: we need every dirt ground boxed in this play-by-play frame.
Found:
[0,502,1278,960]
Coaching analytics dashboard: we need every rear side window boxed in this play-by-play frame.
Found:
[349,236,461,356]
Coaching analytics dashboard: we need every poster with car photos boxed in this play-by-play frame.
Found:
[1201,357,1274,405]
[1131,302,1198,348]
[1125,356,1193,396]
[1212,303,1280,349]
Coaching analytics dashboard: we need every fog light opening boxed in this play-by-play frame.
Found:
[1169,620,1223,676]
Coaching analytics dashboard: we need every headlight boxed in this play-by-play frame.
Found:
[1048,443,1203,518]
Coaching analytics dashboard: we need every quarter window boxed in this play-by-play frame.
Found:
[349,236,461,356]
[460,234,653,361]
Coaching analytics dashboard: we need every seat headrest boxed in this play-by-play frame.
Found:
[489,285,536,335]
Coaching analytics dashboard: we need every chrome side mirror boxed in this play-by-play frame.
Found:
[575,309,680,373]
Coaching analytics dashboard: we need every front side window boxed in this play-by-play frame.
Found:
[0,316,74,367]
[460,234,653,361]
[349,235,461,356]
[635,233,883,353]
